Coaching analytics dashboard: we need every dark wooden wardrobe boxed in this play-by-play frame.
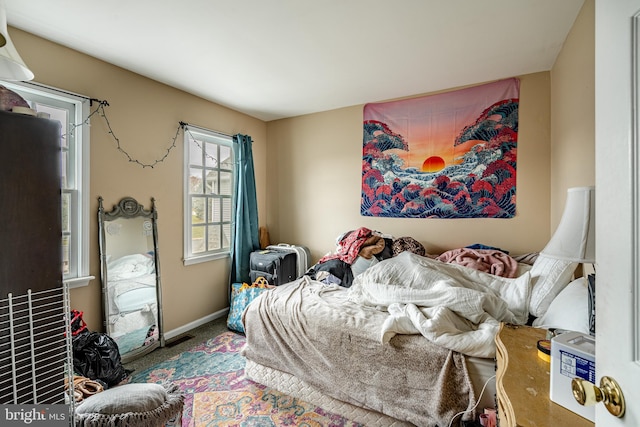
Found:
[0,110,67,404]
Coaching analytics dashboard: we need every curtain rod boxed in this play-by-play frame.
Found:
[13,80,112,106]
[180,121,233,139]
[16,80,91,101]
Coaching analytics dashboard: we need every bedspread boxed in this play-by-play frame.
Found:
[242,277,477,427]
[348,252,531,358]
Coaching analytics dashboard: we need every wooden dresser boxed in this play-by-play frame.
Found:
[495,323,594,427]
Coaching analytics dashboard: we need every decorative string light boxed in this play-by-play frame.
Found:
[64,98,229,168]
[65,98,181,168]
[181,121,221,167]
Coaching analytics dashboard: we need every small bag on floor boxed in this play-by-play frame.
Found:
[227,279,272,334]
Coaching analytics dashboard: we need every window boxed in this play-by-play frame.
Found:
[183,125,234,265]
[2,81,93,288]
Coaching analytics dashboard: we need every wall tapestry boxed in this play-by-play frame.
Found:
[362,78,519,219]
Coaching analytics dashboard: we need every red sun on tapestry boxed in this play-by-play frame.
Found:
[422,156,445,173]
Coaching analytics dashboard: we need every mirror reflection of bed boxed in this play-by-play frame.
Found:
[98,197,164,363]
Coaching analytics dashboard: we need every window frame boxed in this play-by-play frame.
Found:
[1,81,93,288]
[183,124,235,265]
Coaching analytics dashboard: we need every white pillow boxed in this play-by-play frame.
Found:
[532,277,589,334]
[76,383,167,414]
[75,382,184,427]
[528,254,577,317]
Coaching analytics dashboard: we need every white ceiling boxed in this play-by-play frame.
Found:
[5,0,585,122]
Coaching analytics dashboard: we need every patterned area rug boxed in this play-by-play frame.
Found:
[130,331,363,427]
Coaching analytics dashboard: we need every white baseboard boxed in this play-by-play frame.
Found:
[163,307,229,340]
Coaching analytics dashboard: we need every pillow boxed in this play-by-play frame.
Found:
[76,383,167,414]
[528,254,577,317]
[75,382,184,427]
[532,277,589,334]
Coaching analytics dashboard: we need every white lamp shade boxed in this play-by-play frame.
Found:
[0,0,33,81]
[541,186,595,263]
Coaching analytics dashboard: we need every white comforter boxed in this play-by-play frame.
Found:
[348,251,531,357]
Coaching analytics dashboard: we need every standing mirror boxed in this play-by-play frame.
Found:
[98,196,164,363]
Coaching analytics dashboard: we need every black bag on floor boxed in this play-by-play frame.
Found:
[72,331,128,388]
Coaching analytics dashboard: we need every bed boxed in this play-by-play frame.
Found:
[241,241,583,426]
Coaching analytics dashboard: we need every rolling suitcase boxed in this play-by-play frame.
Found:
[249,249,297,286]
[267,243,311,278]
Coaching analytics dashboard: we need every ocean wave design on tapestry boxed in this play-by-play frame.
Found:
[362,99,518,219]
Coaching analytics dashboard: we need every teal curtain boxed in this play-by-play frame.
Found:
[230,134,259,289]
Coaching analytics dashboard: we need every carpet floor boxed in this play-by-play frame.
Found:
[129,324,363,427]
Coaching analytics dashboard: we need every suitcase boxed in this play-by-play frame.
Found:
[267,243,311,278]
[249,249,297,286]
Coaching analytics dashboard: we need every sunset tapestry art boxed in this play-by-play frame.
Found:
[362,78,519,218]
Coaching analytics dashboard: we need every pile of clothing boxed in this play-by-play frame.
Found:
[306,227,426,287]
[305,227,530,287]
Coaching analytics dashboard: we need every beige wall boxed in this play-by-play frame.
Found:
[266,72,553,261]
[266,1,596,265]
[550,0,595,228]
[11,29,268,332]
